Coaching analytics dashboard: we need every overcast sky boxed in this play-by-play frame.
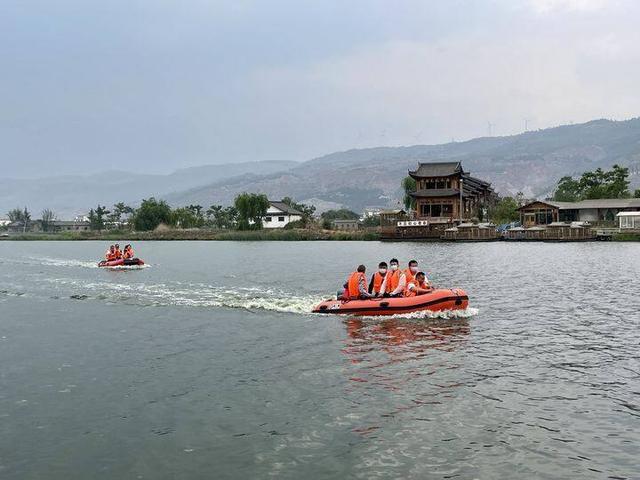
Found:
[1,0,639,178]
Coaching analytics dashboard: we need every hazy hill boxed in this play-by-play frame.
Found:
[167,118,640,212]
[4,118,640,218]
[0,161,297,218]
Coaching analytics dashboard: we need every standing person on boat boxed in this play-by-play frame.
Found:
[369,262,388,297]
[404,271,431,297]
[346,265,374,300]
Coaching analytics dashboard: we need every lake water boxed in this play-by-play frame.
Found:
[1,241,639,479]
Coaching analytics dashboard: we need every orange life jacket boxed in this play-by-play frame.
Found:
[123,248,134,259]
[404,268,416,286]
[371,272,386,294]
[114,249,122,259]
[105,250,114,261]
[347,271,365,299]
[386,269,400,292]
[404,279,429,297]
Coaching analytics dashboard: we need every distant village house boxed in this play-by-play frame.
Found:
[332,219,359,231]
[7,220,90,234]
[262,201,303,229]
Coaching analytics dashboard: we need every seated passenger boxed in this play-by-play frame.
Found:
[404,260,419,286]
[346,265,373,300]
[113,244,122,260]
[404,272,431,297]
[385,258,406,297]
[123,244,134,259]
[368,262,388,297]
[105,245,116,261]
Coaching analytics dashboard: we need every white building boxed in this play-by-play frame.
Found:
[263,201,303,229]
[0,218,11,227]
[617,211,640,230]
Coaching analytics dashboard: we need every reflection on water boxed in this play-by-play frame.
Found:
[342,319,471,441]
[345,318,470,351]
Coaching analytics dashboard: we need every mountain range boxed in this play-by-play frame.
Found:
[0,161,297,219]
[165,118,640,212]
[2,118,640,218]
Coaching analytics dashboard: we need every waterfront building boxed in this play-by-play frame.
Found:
[518,199,640,227]
[262,201,303,229]
[617,211,640,230]
[409,161,496,222]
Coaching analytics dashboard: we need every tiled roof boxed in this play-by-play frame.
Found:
[269,201,304,216]
[409,162,463,177]
[521,198,640,210]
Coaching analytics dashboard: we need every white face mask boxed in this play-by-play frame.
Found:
[390,264,398,271]
[378,268,387,275]
[410,266,419,273]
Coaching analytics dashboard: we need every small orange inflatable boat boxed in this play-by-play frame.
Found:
[312,288,468,316]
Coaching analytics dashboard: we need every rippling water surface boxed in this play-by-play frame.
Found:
[1,241,638,479]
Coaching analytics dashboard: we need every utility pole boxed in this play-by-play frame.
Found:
[459,178,464,222]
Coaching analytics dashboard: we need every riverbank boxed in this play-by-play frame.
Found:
[2,229,638,242]
[0,228,380,241]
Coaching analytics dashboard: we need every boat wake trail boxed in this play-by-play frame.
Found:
[361,306,479,320]
[2,256,102,269]
[43,278,319,314]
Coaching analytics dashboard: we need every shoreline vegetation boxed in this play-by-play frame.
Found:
[2,228,639,241]
[0,228,381,241]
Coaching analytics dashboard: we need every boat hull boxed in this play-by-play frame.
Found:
[312,288,468,316]
[98,258,145,267]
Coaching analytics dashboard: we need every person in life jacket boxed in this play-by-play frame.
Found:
[404,271,431,297]
[346,265,373,300]
[113,244,123,260]
[105,245,116,261]
[384,258,406,297]
[123,244,134,259]
[368,262,388,297]
[404,260,419,286]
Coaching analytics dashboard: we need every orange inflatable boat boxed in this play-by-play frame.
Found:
[312,288,469,316]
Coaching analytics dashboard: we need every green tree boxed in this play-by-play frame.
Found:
[88,205,110,230]
[320,209,359,220]
[9,207,32,232]
[172,207,205,228]
[207,205,237,229]
[7,208,24,223]
[489,197,519,224]
[41,209,56,232]
[361,215,380,228]
[553,165,630,201]
[401,176,417,210]
[281,197,316,227]
[634,189,640,198]
[234,193,270,230]
[132,198,173,231]
[553,176,580,201]
[107,202,135,227]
